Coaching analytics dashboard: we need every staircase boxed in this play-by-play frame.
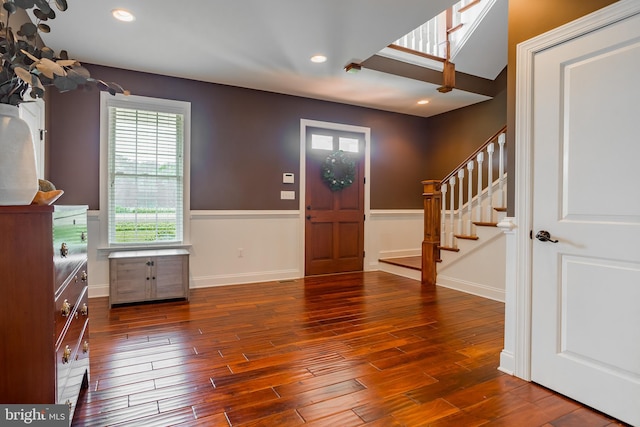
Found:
[379,126,508,301]
[382,0,497,71]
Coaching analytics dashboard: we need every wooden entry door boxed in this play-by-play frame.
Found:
[530,7,640,426]
[305,127,364,276]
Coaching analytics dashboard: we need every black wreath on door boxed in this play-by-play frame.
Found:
[321,150,356,192]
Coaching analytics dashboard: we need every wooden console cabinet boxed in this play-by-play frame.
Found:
[0,205,89,421]
[109,249,189,307]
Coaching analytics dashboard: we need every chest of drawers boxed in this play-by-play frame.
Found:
[0,205,89,422]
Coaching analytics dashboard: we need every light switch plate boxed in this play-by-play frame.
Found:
[280,190,295,200]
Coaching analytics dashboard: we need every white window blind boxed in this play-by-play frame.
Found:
[107,106,184,244]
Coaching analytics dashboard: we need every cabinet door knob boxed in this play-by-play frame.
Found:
[80,303,88,316]
[61,299,71,317]
[62,345,71,364]
[83,340,89,353]
[60,243,69,257]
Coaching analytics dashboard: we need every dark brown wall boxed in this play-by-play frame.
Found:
[424,69,507,181]
[47,65,431,210]
[506,0,619,213]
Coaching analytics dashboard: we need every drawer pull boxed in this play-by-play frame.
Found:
[83,341,89,353]
[61,299,71,317]
[80,303,88,316]
[81,271,88,282]
[62,345,71,364]
[81,231,86,242]
[60,243,69,257]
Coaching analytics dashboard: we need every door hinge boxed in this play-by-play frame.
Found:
[39,129,47,141]
[364,177,366,184]
[363,251,366,258]
[363,214,366,221]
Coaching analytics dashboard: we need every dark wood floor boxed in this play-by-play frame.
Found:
[73,272,627,426]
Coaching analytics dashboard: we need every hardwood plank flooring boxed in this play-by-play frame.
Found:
[73,272,627,426]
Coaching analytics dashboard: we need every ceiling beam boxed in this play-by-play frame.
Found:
[361,54,501,98]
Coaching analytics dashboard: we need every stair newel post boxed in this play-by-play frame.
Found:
[466,161,474,236]
[449,177,456,248]
[421,180,441,286]
[486,142,495,222]
[476,152,484,222]
[457,169,465,236]
[441,182,448,248]
[498,133,506,208]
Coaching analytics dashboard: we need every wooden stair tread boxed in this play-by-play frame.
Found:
[473,221,498,227]
[438,246,460,252]
[378,256,421,271]
[494,206,507,212]
[454,234,479,240]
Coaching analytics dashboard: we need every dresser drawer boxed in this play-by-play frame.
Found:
[54,263,88,342]
[55,286,88,401]
[53,207,88,293]
[58,318,89,419]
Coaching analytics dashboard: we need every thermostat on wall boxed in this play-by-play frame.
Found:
[283,173,295,184]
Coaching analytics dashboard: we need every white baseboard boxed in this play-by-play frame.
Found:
[88,284,110,298]
[436,275,505,302]
[191,269,301,288]
[89,269,302,299]
[378,248,421,259]
[498,350,515,375]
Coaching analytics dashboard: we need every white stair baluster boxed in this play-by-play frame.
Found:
[449,177,456,248]
[498,133,506,208]
[440,182,448,248]
[466,161,474,236]
[457,169,465,236]
[476,152,484,223]
[486,142,494,222]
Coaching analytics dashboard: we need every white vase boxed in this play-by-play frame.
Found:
[0,104,38,205]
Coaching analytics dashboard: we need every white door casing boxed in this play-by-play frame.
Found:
[514,1,640,425]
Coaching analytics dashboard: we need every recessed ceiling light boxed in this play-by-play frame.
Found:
[112,9,135,22]
[310,55,327,63]
[417,100,430,105]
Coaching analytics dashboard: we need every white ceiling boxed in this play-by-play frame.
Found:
[35,0,507,118]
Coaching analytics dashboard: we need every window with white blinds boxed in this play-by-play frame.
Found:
[102,94,190,245]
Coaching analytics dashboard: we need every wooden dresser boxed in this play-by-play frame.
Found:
[0,205,89,420]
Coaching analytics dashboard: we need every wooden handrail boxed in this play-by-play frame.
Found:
[441,125,506,184]
[387,44,447,63]
[458,0,482,14]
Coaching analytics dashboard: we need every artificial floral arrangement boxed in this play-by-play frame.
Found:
[0,0,129,105]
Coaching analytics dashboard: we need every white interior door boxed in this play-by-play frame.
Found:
[19,98,45,179]
[531,10,640,426]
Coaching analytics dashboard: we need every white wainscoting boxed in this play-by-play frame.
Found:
[436,225,506,302]
[86,209,425,297]
[189,211,301,288]
[367,210,424,275]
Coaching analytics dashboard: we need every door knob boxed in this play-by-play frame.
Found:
[535,230,558,243]
[306,205,311,210]
[306,215,311,220]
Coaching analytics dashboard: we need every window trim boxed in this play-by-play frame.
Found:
[99,92,191,249]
